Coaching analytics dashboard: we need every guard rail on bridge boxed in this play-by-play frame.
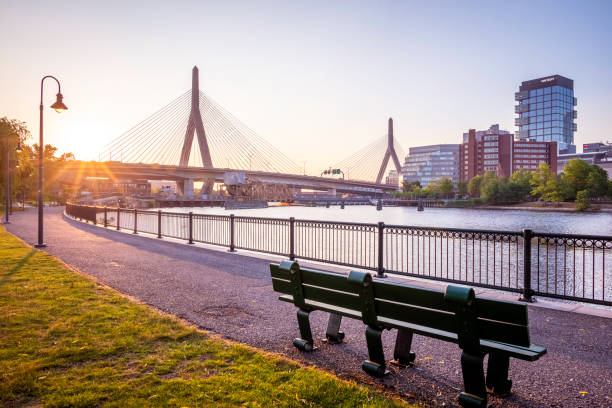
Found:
[66,203,611,306]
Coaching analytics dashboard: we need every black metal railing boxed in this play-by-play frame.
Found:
[65,203,612,306]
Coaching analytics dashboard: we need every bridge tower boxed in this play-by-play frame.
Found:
[178,66,214,196]
[180,66,213,168]
[375,118,402,184]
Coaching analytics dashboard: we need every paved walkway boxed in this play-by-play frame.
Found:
[6,207,612,407]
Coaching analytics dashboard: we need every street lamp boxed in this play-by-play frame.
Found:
[37,76,67,248]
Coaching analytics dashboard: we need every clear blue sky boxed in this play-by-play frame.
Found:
[1,0,611,174]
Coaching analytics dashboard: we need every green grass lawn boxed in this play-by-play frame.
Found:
[0,227,414,408]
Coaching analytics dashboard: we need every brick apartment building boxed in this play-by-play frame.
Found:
[460,124,557,182]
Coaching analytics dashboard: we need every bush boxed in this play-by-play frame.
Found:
[575,190,590,212]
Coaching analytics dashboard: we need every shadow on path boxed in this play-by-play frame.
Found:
[0,249,36,288]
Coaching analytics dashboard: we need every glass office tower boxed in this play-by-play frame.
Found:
[515,75,577,154]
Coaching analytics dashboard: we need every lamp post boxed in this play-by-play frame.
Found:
[36,76,68,248]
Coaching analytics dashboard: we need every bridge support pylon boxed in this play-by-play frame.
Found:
[179,66,215,194]
[375,118,402,184]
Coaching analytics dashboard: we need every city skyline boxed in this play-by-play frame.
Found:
[1,1,611,175]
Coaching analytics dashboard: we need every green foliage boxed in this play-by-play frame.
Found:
[422,177,454,198]
[0,117,31,205]
[461,159,608,206]
[531,163,559,201]
[586,165,608,198]
[575,189,590,212]
[481,177,502,203]
[563,158,591,196]
[438,177,454,197]
[457,181,468,197]
[468,175,482,197]
[509,169,532,199]
[561,158,609,200]
[0,227,412,408]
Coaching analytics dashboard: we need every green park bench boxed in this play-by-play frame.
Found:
[270,260,546,408]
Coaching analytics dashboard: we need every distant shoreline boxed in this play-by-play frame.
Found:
[479,205,612,213]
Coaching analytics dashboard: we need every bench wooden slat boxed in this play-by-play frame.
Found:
[271,277,292,295]
[373,281,450,311]
[476,298,528,326]
[300,268,358,294]
[375,299,456,333]
[478,319,530,347]
[270,264,291,280]
[302,285,361,311]
[480,340,546,361]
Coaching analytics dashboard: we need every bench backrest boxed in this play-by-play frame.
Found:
[270,261,530,348]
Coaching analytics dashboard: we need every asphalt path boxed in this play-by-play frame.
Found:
[5,207,612,407]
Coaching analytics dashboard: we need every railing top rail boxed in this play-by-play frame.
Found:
[531,231,612,241]
[294,218,378,228]
[234,215,290,223]
[192,213,231,220]
[384,224,524,236]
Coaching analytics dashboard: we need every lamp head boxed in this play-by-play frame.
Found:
[50,92,68,113]
[15,141,22,152]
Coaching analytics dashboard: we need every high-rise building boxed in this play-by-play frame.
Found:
[459,124,557,181]
[515,74,577,154]
[400,144,460,187]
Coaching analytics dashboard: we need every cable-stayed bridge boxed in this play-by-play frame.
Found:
[62,67,404,197]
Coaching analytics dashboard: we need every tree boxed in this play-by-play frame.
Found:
[531,162,558,201]
[479,171,501,203]
[563,159,591,198]
[0,117,31,206]
[457,181,468,197]
[403,180,421,192]
[575,189,590,212]
[509,169,532,199]
[481,178,502,203]
[586,165,608,198]
[438,177,454,198]
[468,175,483,197]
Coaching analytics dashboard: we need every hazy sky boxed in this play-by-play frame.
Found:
[1,0,611,175]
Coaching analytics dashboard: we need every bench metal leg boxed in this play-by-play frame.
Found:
[392,328,415,367]
[458,351,488,408]
[486,352,512,395]
[325,313,345,344]
[362,325,389,377]
[293,309,317,351]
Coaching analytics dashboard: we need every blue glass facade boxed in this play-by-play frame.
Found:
[515,75,577,154]
[400,144,460,187]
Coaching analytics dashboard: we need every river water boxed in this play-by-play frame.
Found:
[161,205,611,235]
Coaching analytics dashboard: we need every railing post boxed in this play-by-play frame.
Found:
[116,208,120,230]
[289,217,295,260]
[157,210,162,238]
[228,214,236,252]
[519,229,535,302]
[104,207,108,228]
[133,209,138,234]
[188,211,194,244]
[377,222,386,278]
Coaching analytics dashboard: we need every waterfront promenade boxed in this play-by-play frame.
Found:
[6,207,612,407]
